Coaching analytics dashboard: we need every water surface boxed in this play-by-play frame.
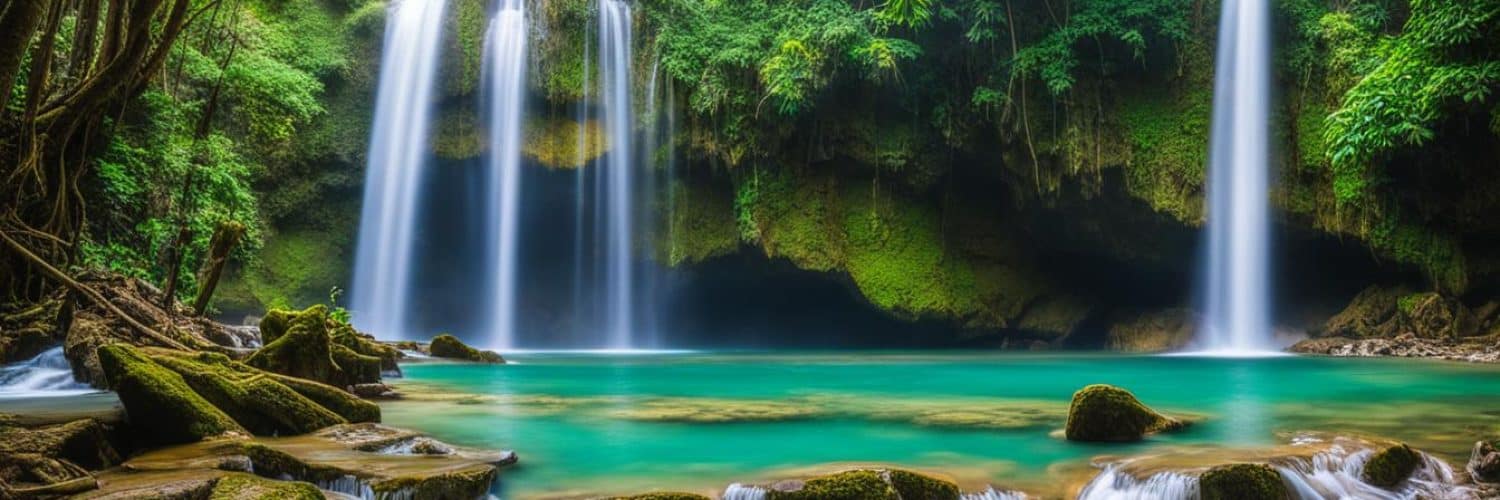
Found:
[381,352,1500,498]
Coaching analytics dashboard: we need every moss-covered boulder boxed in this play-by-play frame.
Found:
[97,344,247,444]
[765,469,958,500]
[611,494,712,500]
[1064,384,1185,442]
[1362,443,1421,487]
[208,473,322,500]
[151,351,348,435]
[0,418,121,470]
[1320,286,1408,338]
[1198,463,1287,500]
[429,334,505,363]
[248,305,391,387]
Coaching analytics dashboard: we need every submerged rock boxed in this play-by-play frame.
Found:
[1064,384,1185,442]
[1470,440,1500,483]
[429,334,505,363]
[208,472,321,500]
[1197,463,1287,500]
[1362,443,1421,487]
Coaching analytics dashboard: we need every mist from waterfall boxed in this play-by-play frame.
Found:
[482,0,528,349]
[350,0,447,340]
[1200,0,1272,353]
[599,0,635,349]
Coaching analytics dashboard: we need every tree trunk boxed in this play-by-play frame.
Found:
[0,0,46,114]
[192,220,243,316]
[159,226,191,313]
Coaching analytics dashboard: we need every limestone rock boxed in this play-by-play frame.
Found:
[1106,308,1195,353]
[429,334,505,363]
[1321,285,1409,338]
[760,469,958,500]
[207,473,321,500]
[1198,463,1287,500]
[1064,384,1185,442]
[1469,440,1500,483]
[0,418,121,470]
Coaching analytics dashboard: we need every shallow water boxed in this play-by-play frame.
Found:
[381,352,1500,499]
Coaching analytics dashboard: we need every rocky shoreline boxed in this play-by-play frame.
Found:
[1289,333,1500,363]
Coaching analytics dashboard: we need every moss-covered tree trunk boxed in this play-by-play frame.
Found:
[193,221,244,316]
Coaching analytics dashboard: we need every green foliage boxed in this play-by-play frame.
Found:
[875,0,936,30]
[1012,0,1192,95]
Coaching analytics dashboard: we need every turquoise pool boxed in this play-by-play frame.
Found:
[380,352,1500,498]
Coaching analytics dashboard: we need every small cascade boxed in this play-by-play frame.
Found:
[0,347,92,397]
[1199,0,1273,353]
[598,0,635,349]
[482,0,529,349]
[350,0,448,340]
[1078,442,1471,500]
[721,483,768,500]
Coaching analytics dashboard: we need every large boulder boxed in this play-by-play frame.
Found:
[1198,463,1287,500]
[64,314,116,386]
[1362,443,1421,487]
[247,305,388,388]
[1321,285,1409,338]
[1064,384,1185,442]
[0,418,121,470]
[1401,293,1477,340]
[1320,286,1479,340]
[429,334,505,363]
[208,473,321,500]
[1470,440,1500,483]
[97,344,247,444]
[151,351,349,435]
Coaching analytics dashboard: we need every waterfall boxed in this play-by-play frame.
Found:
[350,0,447,340]
[0,347,92,397]
[1199,0,1272,353]
[482,0,528,349]
[598,0,635,349]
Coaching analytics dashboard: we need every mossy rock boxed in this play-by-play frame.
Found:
[0,418,121,470]
[1064,384,1185,442]
[151,351,347,435]
[429,334,505,363]
[768,469,898,500]
[268,373,381,424]
[523,116,607,168]
[0,326,53,365]
[1198,463,1287,500]
[248,305,390,387]
[369,465,498,499]
[97,344,247,445]
[1362,443,1421,488]
[612,494,712,500]
[208,472,322,500]
[887,469,960,500]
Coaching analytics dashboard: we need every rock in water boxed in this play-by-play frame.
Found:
[1064,384,1185,442]
[97,344,247,444]
[208,473,321,500]
[756,468,958,500]
[1470,440,1500,483]
[429,334,505,363]
[247,305,392,387]
[1198,464,1287,500]
[1363,443,1421,487]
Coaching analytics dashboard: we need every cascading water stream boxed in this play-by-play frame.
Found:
[482,0,528,349]
[350,0,447,340]
[1199,0,1272,353]
[598,0,635,349]
[0,347,91,397]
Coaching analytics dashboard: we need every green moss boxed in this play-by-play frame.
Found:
[1116,58,1212,224]
[886,470,960,500]
[225,230,347,313]
[524,116,607,168]
[97,344,247,444]
[1064,384,1185,442]
[247,305,384,387]
[152,351,346,435]
[369,465,497,499]
[1367,217,1467,294]
[1362,443,1421,488]
[1199,463,1288,500]
[661,179,740,266]
[767,470,898,500]
[441,0,488,97]
[432,108,483,160]
[268,373,381,423]
[429,334,505,363]
[536,0,593,103]
[612,494,712,500]
[209,472,322,500]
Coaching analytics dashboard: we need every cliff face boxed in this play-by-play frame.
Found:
[228,0,1500,346]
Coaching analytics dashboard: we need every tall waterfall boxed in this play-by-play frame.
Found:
[599,0,635,349]
[483,0,528,349]
[1200,0,1272,353]
[350,0,447,340]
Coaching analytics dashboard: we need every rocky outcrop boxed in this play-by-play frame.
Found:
[0,301,59,364]
[429,334,505,363]
[1471,440,1500,483]
[247,305,396,387]
[1289,333,1500,362]
[1362,443,1420,487]
[1064,384,1185,442]
[99,344,378,445]
[207,473,322,500]
[1106,309,1195,352]
[1320,285,1485,340]
[0,417,125,497]
[1198,463,1287,500]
